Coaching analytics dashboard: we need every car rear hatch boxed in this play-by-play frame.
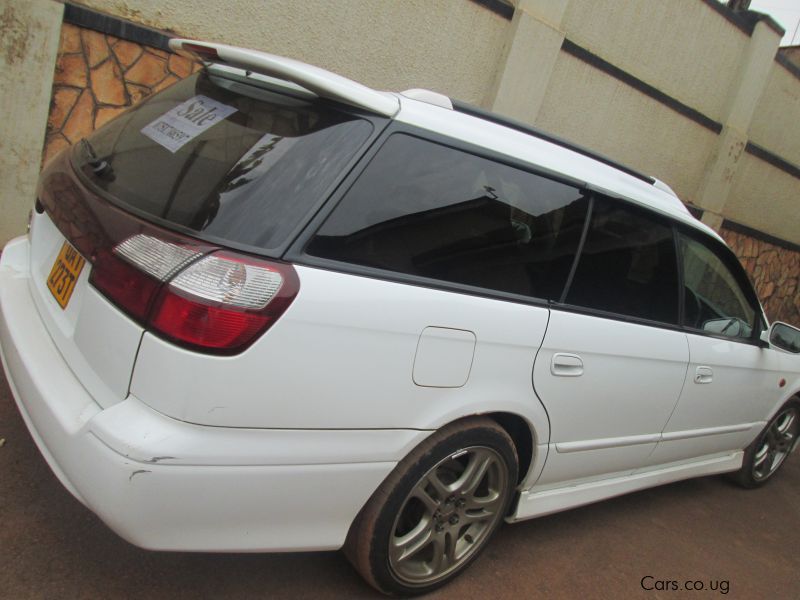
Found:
[29,54,384,409]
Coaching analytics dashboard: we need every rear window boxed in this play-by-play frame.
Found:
[73,71,373,251]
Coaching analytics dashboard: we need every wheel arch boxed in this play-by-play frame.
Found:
[765,388,800,425]
[485,412,535,486]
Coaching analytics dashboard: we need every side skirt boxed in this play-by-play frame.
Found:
[509,451,743,522]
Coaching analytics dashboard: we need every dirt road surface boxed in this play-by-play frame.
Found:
[1,370,798,599]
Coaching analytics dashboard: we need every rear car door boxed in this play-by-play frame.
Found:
[646,230,782,466]
[533,196,689,487]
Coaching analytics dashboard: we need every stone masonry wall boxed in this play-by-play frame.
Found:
[720,227,800,327]
[43,23,198,166]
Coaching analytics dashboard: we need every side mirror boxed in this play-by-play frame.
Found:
[768,322,800,353]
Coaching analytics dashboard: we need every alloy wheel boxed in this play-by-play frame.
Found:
[752,406,799,482]
[388,446,510,586]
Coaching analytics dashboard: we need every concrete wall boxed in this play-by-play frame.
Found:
[749,63,800,167]
[726,152,799,244]
[0,0,63,246]
[535,51,719,202]
[561,0,748,123]
[75,0,510,104]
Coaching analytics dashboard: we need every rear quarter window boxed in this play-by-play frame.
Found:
[306,133,590,301]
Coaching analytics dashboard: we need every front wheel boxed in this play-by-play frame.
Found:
[344,417,518,596]
[732,399,799,488]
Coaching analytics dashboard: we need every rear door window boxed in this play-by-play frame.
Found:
[563,196,680,324]
[306,133,590,301]
[73,71,374,252]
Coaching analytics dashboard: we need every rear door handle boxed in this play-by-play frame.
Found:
[694,366,713,384]
[551,353,584,377]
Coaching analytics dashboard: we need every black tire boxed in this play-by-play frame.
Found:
[344,417,518,596]
[731,398,799,489]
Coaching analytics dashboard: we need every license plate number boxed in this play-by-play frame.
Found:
[47,241,86,309]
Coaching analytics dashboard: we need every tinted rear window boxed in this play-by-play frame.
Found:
[307,134,589,300]
[73,71,373,251]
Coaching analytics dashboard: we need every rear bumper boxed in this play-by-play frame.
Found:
[0,235,424,551]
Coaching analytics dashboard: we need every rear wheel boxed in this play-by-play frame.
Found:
[345,417,518,596]
[732,399,799,488]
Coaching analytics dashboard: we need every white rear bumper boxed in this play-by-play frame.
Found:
[0,235,424,551]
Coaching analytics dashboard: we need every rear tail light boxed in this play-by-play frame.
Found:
[90,234,204,321]
[89,233,298,354]
[150,252,298,353]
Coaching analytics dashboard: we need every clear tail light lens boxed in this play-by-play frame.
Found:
[90,234,205,322]
[115,234,201,280]
[90,234,298,354]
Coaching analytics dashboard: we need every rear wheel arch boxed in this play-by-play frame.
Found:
[345,411,540,542]
[485,412,535,486]
[344,415,519,594]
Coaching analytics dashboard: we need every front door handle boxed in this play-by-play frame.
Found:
[551,353,584,377]
[694,366,713,384]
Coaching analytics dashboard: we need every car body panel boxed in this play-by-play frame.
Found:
[27,211,144,407]
[513,450,744,521]
[129,265,553,434]
[0,238,425,551]
[646,333,783,465]
[531,309,689,486]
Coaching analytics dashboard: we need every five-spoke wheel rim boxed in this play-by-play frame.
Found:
[752,406,798,482]
[388,446,509,586]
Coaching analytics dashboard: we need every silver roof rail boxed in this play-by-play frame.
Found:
[169,39,400,117]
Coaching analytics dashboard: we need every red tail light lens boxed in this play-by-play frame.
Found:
[149,252,299,354]
[90,233,299,354]
[89,249,161,322]
[89,233,205,323]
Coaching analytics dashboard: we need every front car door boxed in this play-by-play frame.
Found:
[646,230,783,466]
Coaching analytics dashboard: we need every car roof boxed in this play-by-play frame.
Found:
[393,93,722,243]
[173,38,721,244]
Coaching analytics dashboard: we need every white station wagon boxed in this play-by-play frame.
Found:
[1,40,799,595]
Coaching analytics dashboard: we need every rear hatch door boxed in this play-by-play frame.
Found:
[31,66,380,408]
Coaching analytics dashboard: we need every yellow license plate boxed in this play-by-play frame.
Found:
[47,241,86,309]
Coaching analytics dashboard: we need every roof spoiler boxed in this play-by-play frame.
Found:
[169,39,399,117]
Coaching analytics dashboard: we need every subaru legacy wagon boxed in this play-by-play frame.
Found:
[1,39,799,595]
